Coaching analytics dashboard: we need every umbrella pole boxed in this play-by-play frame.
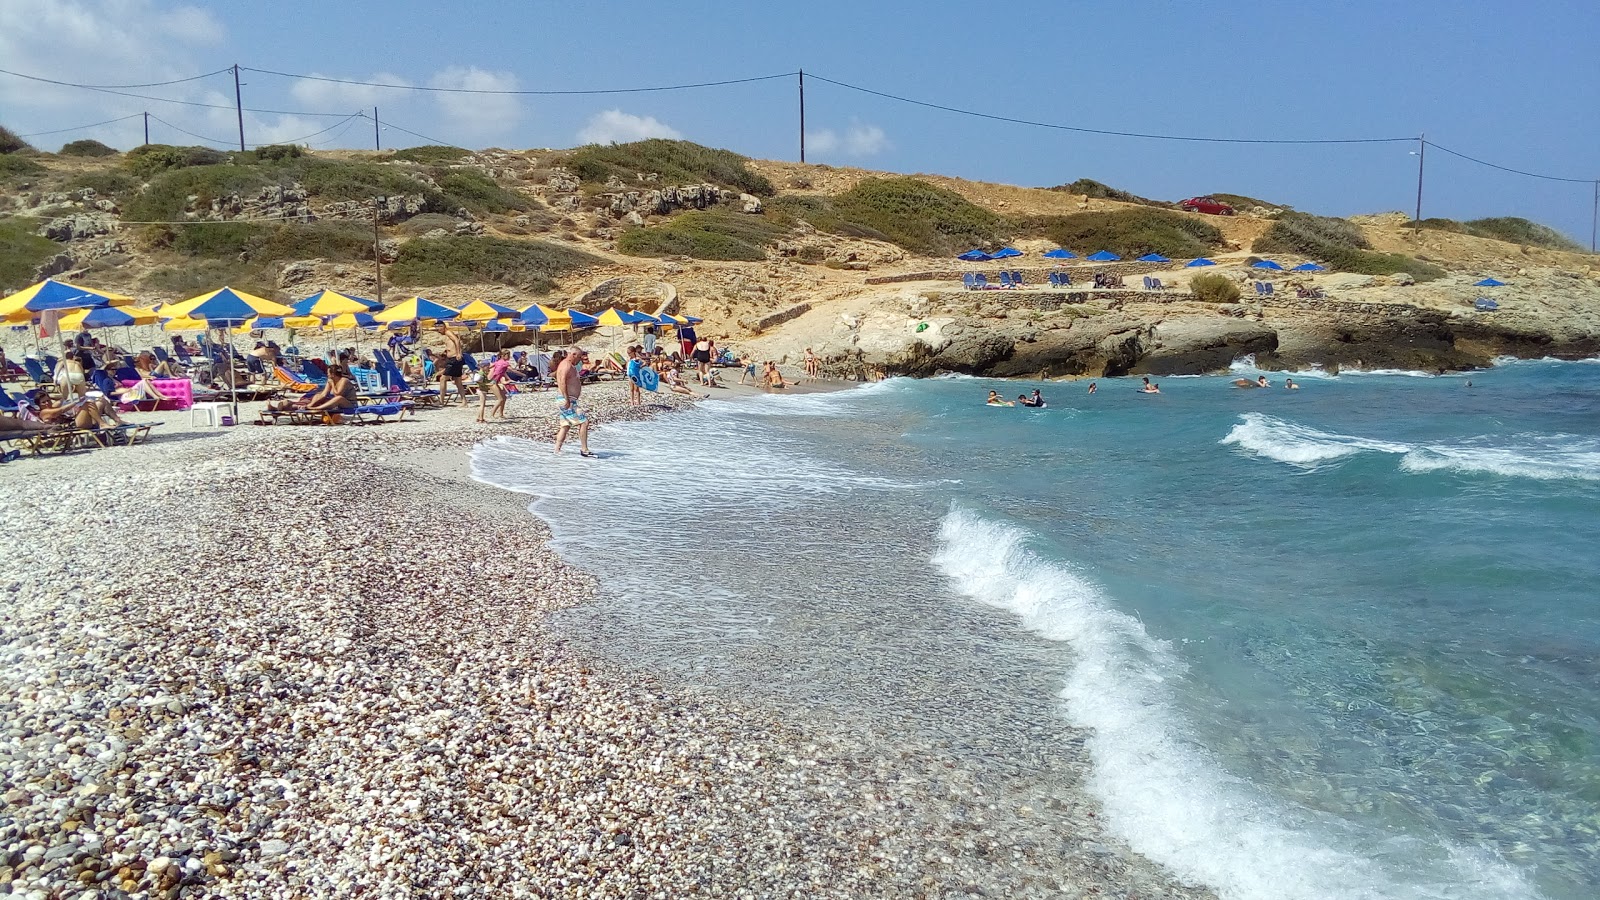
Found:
[227,327,239,423]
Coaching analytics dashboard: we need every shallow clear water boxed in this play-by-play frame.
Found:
[472,359,1600,900]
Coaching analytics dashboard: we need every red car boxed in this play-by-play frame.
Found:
[1179,196,1235,216]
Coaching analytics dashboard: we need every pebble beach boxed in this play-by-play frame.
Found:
[0,382,1211,900]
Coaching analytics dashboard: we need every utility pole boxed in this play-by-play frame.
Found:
[142,111,149,145]
[232,64,246,151]
[1413,133,1425,231]
[798,69,806,164]
[373,197,385,306]
[373,107,381,151]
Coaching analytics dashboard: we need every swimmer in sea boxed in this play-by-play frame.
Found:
[1141,382,1161,394]
[1285,378,1299,390]
[986,390,1014,407]
[1233,376,1266,389]
[1087,382,1097,395]
[1029,389,1045,407]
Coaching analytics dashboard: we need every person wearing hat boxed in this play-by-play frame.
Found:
[553,347,594,458]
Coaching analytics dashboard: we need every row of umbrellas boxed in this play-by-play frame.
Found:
[0,281,700,334]
[958,247,1330,270]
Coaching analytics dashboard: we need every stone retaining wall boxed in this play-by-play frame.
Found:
[743,302,812,334]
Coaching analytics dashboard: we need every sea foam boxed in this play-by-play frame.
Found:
[932,506,1541,900]
[1223,413,1600,481]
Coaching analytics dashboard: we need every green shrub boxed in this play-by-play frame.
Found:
[767,195,893,241]
[615,208,786,261]
[390,235,600,292]
[1255,212,1443,281]
[391,145,470,164]
[122,165,282,222]
[1419,216,1582,252]
[168,221,373,263]
[398,213,463,236]
[435,170,531,214]
[0,154,45,179]
[292,159,435,204]
[828,177,1010,256]
[0,218,59,289]
[1189,272,1241,303]
[59,139,118,157]
[253,144,304,162]
[142,258,272,297]
[1019,209,1223,259]
[566,140,774,196]
[0,125,32,155]
[1048,178,1170,208]
[124,144,228,176]
[1211,192,1287,212]
[68,170,139,198]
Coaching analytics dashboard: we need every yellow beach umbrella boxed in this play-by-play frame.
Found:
[162,287,294,321]
[232,315,320,333]
[456,299,520,323]
[57,305,161,330]
[0,279,135,318]
[298,289,372,317]
[162,317,210,331]
[372,297,461,325]
[594,307,634,327]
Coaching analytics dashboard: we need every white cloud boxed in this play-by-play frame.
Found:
[428,66,521,142]
[0,0,225,118]
[807,121,891,158]
[290,72,413,111]
[577,109,682,144]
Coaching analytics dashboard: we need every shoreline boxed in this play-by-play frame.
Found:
[0,383,1212,899]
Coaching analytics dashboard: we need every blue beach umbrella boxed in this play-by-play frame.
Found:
[1251,259,1285,271]
[1136,253,1172,263]
[1042,248,1077,259]
[991,247,1023,259]
[1086,250,1121,262]
[565,309,600,327]
[1185,258,1217,267]
[1291,262,1327,272]
[0,278,134,317]
[957,249,992,261]
[1474,277,1506,287]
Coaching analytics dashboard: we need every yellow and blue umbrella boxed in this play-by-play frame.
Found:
[0,278,134,317]
[58,305,161,330]
[594,307,635,327]
[163,287,294,323]
[321,312,382,330]
[233,315,320,333]
[565,309,600,328]
[162,316,210,332]
[372,297,460,325]
[295,289,376,317]
[456,299,520,323]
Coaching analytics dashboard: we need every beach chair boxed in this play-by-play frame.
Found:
[1474,298,1499,311]
[23,358,48,385]
[962,273,978,290]
[998,271,1014,289]
[372,360,442,408]
[1011,271,1024,286]
[152,347,172,366]
[1151,278,1165,290]
[1262,282,1274,297]
[462,354,479,373]
[972,273,991,290]
[1142,276,1153,290]
[349,367,390,398]
[272,365,320,393]
[299,359,328,384]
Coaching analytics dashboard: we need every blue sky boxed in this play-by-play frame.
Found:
[3,0,1596,243]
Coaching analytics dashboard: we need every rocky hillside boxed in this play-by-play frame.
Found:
[2,134,1597,375]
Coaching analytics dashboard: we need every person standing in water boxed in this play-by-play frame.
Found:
[553,348,594,458]
[1285,378,1300,390]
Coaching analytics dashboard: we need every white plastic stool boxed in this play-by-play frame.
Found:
[190,401,229,427]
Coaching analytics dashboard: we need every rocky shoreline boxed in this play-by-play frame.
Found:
[0,386,1212,899]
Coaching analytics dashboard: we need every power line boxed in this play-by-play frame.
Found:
[1423,140,1596,185]
[242,66,798,95]
[311,116,364,148]
[19,113,144,138]
[272,113,366,146]
[366,116,453,148]
[807,72,1416,145]
[0,68,357,117]
[0,66,228,91]
[146,114,233,148]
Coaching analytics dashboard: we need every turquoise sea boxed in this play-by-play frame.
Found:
[472,359,1600,900]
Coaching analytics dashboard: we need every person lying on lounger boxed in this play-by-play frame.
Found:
[33,393,122,430]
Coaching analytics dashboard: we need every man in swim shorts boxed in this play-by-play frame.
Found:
[434,322,469,406]
[554,347,594,457]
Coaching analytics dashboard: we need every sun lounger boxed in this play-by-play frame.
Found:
[1474,298,1499,311]
[1011,270,1024,286]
